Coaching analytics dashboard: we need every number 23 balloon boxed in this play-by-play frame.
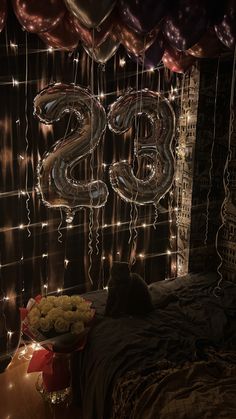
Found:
[34,84,175,220]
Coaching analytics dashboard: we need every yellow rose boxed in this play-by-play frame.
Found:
[76,301,91,311]
[46,307,64,321]
[54,295,70,307]
[45,296,57,305]
[71,321,84,335]
[39,317,52,332]
[70,295,84,306]
[40,302,54,316]
[63,311,76,322]
[28,307,40,319]
[29,317,40,329]
[54,317,70,333]
[60,301,73,311]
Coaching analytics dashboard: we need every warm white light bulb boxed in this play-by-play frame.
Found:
[119,57,126,67]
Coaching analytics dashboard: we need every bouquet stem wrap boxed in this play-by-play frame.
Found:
[28,350,71,392]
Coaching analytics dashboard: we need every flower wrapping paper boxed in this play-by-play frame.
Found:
[20,294,95,392]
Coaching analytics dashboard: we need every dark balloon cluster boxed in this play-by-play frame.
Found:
[1,0,235,72]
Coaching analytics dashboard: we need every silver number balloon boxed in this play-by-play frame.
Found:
[108,89,175,205]
[34,83,108,222]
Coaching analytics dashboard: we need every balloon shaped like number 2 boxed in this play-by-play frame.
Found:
[34,83,108,223]
[108,90,175,204]
[34,85,175,219]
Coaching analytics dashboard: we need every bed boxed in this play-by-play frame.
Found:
[72,273,236,419]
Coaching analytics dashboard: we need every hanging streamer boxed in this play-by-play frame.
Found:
[204,58,220,246]
[214,47,236,297]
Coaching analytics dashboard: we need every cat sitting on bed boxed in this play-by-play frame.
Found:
[105,262,153,318]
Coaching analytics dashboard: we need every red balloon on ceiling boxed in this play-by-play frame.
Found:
[0,0,7,33]
[162,45,196,73]
[115,21,157,58]
[12,0,66,33]
[188,28,227,58]
[39,13,80,51]
[215,0,236,49]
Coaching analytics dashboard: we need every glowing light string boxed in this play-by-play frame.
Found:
[204,57,220,246]
[214,46,236,297]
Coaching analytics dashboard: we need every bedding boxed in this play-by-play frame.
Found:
[72,272,236,419]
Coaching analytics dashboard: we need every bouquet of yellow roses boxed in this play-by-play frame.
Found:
[20,294,95,401]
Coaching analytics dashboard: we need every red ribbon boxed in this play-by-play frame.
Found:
[28,349,71,392]
[27,349,54,375]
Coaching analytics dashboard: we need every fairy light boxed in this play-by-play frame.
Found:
[64,259,69,267]
[116,251,120,255]
[31,342,41,350]
[20,190,26,196]
[149,67,154,72]
[67,224,73,229]
[167,249,171,255]
[103,224,108,228]
[99,92,105,99]
[47,47,53,53]
[7,331,13,338]
[43,284,48,296]
[3,296,9,301]
[139,253,145,258]
[57,288,63,294]
[119,57,126,67]
[117,221,121,226]
[102,163,107,167]
[41,222,48,228]
[42,253,48,258]
[12,78,19,87]
[103,286,108,290]
[10,41,18,49]
[142,223,147,228]
[18,154,24,160]
[73,58,79,63]
[19,224,24,229]
[102,256,106,260]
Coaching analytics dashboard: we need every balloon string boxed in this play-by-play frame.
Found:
[214,46,236,295]
[24,32,31,237]
[57,209,63,244]
[87,30,95,286]
[153,203,159,229]
[204,57,220,246]
[88,208,94,286]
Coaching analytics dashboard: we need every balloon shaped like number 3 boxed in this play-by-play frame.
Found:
[34,83,108,222]
[108,90,175,204]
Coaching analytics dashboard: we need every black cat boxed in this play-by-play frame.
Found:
[105,262,153,318]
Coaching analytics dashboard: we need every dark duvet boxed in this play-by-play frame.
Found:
[72,273,236,419]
